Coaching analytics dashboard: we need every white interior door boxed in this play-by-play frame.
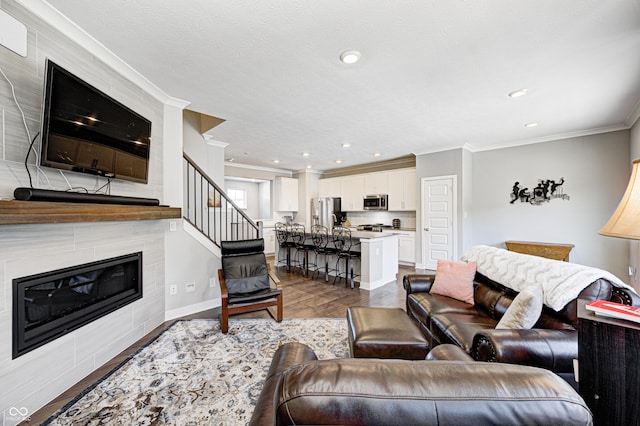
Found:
[422,176,456,270]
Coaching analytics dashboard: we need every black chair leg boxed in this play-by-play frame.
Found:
[324,257,329,282]
[286,247,291,272]
[349,259,354,289]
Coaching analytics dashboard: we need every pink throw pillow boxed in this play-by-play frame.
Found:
[430,260,477,305]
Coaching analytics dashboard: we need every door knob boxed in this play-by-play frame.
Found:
[424,227,429,231]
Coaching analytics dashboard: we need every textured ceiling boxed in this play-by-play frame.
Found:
[44,0,640,172]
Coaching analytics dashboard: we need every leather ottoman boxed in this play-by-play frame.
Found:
[347,306,429,359]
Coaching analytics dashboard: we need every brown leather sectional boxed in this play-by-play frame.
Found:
[249,342,593,425]
[247,256,640,424]
[404,270,640,385]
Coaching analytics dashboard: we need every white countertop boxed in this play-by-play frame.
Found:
[351,230,399,240]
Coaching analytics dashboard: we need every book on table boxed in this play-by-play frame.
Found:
[585,300,640,324]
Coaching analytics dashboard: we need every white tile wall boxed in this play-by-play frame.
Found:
[0,259,5,313]
[0,1,168,420]
[0,221,168,419]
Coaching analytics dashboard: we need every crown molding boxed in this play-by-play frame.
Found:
[224,162,293,175]
[627,97,640,128]
[164,97,190,109]
[415,124,631,156]
[203,135,229,148]
[321,155,416,178]
[16,0,188,108]
[470,124,630,153]
[293,168,323,175]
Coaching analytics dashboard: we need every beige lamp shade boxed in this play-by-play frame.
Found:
[600,159,640,240]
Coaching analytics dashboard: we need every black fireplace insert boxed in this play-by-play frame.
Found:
[13,252,142,358]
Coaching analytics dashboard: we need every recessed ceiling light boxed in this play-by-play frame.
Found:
[302,152,310,157]
[306,165,312,169]
[508,88,528,98]
[524,122,539,128]
[335,160,343,164]
[373,152,381,157]
[273,159,280,164]
[342,143,351,148]
[340,50,361,64]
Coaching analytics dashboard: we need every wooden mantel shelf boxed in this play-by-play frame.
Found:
[0,200,182,225]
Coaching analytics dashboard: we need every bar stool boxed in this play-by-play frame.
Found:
[275,222,295,272]
[332,226,361,289]
[310,225,337,281]
[290,223,309,275]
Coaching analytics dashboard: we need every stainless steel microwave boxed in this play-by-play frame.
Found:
[363,194,388,210]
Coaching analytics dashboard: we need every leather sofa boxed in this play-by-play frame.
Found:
[404,269,640,384]
[249,342,592,425]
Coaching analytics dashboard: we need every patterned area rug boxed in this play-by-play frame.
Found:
[44,318,348,425]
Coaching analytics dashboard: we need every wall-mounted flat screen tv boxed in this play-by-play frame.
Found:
[40,59,152,184]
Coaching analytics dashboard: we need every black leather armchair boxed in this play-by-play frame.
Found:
[218,239,283,333]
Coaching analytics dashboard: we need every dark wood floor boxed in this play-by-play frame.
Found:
[25,261,420,424]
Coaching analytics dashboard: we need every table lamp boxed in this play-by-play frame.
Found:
[600,159,640,239]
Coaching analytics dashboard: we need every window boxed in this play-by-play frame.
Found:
[227,188,247,209]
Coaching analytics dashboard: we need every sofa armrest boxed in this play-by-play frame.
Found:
[472,329,578,373]
[270,349,591,425]
[403,273,436,294]
[611,287,640,306]
[249,342,317,426]
[426,344,474,361]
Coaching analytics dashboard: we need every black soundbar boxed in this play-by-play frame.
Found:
[14,187,160,206]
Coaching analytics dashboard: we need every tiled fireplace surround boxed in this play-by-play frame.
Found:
[0,220,168,416]
[0,0,172,418]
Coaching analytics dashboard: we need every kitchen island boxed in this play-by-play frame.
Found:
[275,230,398,291]
[354,231,399,290]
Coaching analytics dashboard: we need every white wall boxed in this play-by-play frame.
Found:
[628,118,640,289]
[224,179,260,219]
[416,130,631,280]
[415,149,465,267]
[0,1,170,420]
[164,110,222,318]
[470,131,630,279]
[259,180,271,219]
[224,163,296,225]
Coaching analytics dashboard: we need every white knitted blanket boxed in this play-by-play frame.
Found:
[461,245,634,311]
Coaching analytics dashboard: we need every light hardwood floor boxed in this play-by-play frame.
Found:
[24,261,421,424]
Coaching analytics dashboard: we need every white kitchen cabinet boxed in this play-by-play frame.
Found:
[404,169,416,210]
[319,167,415,211]
[388,169,416,211]
[382,229,415,265]
[318,177,341,198]
[274,177,298,211]
[341,175,365,211]
[364,172,388,195]
[262,228,276,254]
[398,233,416,265]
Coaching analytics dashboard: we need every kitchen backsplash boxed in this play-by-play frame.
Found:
[346,211,416,229]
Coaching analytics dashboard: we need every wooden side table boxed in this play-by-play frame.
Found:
[577,300,640,425]
[505,240,574,261]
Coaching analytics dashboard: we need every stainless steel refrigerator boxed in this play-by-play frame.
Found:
[311,197,342,232]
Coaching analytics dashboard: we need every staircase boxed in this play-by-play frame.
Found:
[183,152,262,248]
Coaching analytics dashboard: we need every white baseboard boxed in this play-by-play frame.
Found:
[165,297,221,321]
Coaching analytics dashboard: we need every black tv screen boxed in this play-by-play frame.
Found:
[40,60,152,184]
